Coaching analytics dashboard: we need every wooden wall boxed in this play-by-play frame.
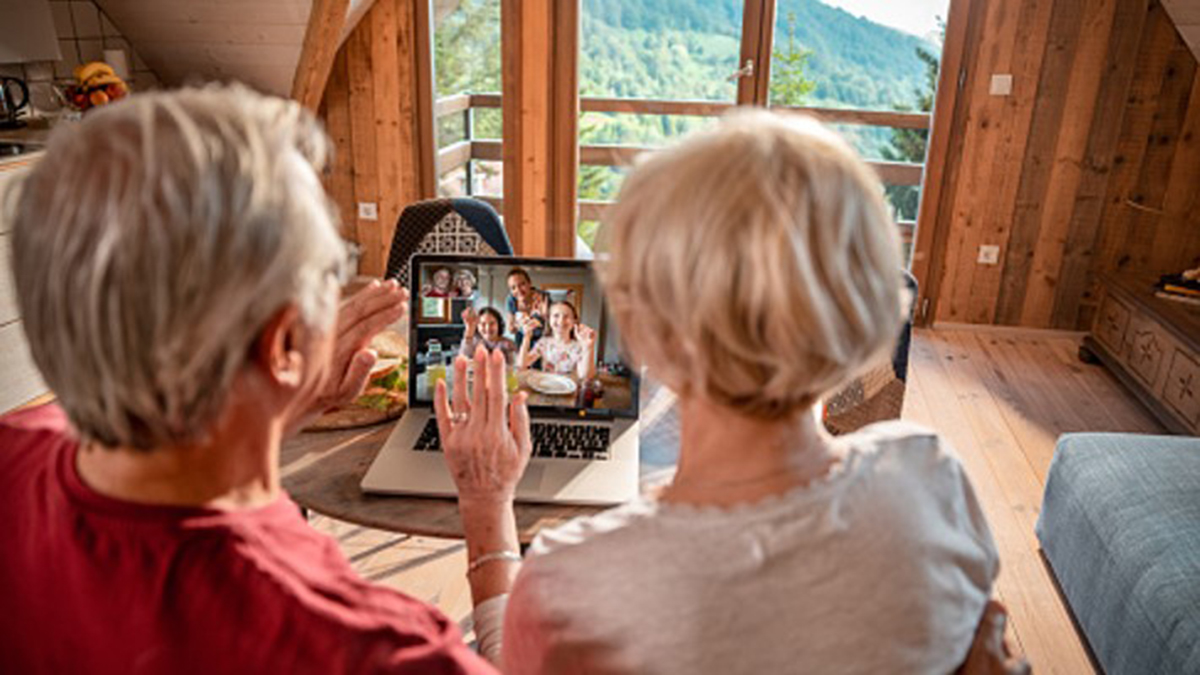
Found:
[318,0,431,277]
[931,0,1200,329]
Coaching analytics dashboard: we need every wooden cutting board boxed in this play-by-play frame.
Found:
[304,398,407,431]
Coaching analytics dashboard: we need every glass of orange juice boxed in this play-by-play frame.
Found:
[506,366,520,394]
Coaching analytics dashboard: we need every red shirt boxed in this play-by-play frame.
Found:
[0,405,495,675]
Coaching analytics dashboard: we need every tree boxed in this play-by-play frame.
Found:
[769,12,816,106]
[882,21,942,222]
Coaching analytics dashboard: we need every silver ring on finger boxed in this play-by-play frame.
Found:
[450,411,469,425]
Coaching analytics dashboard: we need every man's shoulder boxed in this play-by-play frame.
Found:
[185,512,494,673]
[0,404,72,487]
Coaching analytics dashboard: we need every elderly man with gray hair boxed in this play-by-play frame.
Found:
[0,85,509,674]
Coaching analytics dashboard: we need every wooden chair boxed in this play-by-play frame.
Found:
[383,197,513,288]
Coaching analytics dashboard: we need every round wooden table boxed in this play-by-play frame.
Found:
[281,386,679,544]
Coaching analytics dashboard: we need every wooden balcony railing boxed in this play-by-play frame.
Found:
[435,93,929,243]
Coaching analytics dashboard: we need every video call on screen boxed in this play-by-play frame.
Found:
[410,259,635,414]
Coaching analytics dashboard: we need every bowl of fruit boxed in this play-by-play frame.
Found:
[63,62,129,112]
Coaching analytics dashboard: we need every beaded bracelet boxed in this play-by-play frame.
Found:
[467,550,523,575]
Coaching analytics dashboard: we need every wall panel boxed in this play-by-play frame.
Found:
[316,0,428,277]
[932,0,1200,329]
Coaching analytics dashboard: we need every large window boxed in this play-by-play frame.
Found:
[426,0,947,265]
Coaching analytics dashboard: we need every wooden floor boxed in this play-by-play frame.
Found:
[311,327,1168,672]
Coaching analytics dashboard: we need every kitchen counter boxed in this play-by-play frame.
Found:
[0,116,57,167]
[0,126,49,169]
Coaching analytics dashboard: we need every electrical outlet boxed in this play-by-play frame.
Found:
[357,202,378,221]
[990,74,1013,96]
[978,245,1000,265]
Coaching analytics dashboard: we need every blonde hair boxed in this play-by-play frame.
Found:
[598,110,904,418]
[10,84,345,450]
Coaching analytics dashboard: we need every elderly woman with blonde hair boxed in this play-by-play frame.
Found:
[437,110,1019,674]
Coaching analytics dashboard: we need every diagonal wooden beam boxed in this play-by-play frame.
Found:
[292,0,352,110]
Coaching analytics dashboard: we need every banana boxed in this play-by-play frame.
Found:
[74,62,115,85]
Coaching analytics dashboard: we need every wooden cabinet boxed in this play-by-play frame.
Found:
[0,155,49,413]
[1084,274,1200,435]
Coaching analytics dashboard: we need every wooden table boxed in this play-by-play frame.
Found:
[281,385,679,544]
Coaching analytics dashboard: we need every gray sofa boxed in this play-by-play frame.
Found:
[1036,433,1200,674]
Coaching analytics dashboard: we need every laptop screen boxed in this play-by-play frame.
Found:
[407,255,638,419]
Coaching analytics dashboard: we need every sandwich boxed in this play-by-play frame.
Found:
[306,329,409,430]
[354,357,407,412]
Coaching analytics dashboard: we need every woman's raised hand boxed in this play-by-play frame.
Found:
[462,306,479,333]
[577,323,596,347]
[434,345,533,505]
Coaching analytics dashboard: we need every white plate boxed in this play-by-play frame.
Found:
[526,372,577,395]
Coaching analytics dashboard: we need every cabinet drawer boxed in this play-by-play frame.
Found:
[1126,317,1169,391]
[1163,349,1200,429]
[1094,292,1131,355]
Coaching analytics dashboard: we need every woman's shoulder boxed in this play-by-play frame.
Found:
[841,420,957,471]
[525,498,661,564]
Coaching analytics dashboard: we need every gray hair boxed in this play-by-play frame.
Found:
[11,84,346,450]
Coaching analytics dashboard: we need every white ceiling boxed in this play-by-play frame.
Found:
[1163,0,1200,60]
[94,0,311,96]
[94,0,375,97]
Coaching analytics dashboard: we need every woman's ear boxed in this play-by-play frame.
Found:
[254,305,306,389]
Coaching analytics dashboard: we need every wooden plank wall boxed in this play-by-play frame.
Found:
[932,0,1200,329]
[317,0,427,277]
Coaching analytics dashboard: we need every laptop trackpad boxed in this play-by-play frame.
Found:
[518,464,546,492]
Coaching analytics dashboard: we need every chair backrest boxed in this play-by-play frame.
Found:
[384,197,513,288]
[823,270,919,435]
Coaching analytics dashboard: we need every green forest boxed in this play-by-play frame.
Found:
[433,0,942,228]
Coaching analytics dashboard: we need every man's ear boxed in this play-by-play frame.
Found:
[254,305,306,389]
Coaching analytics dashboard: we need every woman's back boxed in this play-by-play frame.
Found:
[503,422,998,675]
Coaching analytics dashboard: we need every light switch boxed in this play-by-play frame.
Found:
[978,245,1000,265]
[990,74,1013,96]
[357,202,378,221]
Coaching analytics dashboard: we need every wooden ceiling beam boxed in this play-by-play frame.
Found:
[293,0,352,110]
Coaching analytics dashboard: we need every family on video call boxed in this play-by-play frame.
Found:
[417,264,614,406]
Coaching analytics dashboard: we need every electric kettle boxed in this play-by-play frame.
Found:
[0,77,31,129]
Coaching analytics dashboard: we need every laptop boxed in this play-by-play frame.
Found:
[361,254,640,505]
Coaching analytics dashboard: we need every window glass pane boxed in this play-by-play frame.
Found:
[578,0,745,237]
[433,0,502,198]
[768,1,948,267]
[581,0,745,103]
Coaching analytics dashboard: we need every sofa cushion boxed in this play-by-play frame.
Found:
[1037,433,1200,675]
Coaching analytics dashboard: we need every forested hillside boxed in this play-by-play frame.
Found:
[434,0,940,221]
[582,0,934,111]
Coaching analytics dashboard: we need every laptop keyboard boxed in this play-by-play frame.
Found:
[413,419,611,460]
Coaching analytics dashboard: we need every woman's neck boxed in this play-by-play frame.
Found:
[75,394,283,511]
[662,396,839,508]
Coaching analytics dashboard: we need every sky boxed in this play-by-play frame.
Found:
[819,0,948,41]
